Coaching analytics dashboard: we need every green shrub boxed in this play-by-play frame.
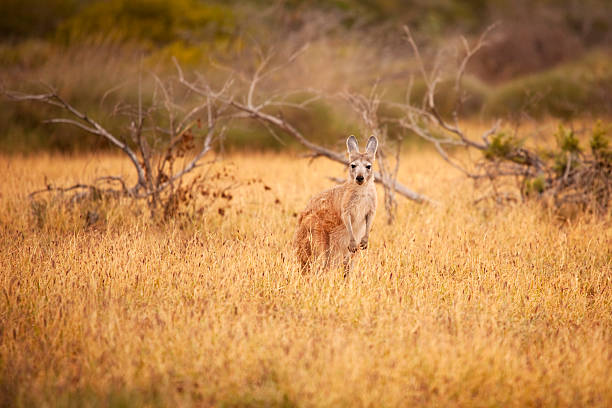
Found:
[483,52,612,119]
[484,131,523,161]
[590,120,612,159]
[56,0,235,47]
[524,174,547,196]
[552,125,581,176]
[555,124,581,154]
[149,42,208,67]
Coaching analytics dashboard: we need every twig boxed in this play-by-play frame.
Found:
[7,89,146,190]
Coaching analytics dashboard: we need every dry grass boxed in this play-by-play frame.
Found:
[1,149,611,407]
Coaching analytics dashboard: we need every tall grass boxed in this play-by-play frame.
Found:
[1,150,610,407]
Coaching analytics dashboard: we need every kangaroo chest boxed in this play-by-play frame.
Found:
[345,187,375,238]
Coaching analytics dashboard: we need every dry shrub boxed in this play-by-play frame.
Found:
[160,163,244,223]
[473,121,612,216]
[392,27,611,218]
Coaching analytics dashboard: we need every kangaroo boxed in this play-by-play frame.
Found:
[294,135,378,275]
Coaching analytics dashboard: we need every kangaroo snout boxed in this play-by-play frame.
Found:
[356,175,364,184]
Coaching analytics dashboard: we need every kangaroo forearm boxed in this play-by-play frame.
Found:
[343,213,356,241]
[364,212,373,235]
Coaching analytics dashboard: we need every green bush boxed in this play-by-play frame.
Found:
[590,120,612,162]
[56,0,235,47]
[484,131,524,161]
[483,52,612,119]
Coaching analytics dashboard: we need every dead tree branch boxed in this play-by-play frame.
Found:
[342,86,404,223]
[5,73,232,217]
[394,25,611,214]
[8,89,147,191]
[174,52,435,205]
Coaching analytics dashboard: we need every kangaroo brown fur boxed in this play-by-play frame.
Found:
[294,135,378,275]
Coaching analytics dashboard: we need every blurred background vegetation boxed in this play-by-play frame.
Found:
[1,0,611,153]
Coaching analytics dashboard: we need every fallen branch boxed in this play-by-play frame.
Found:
[174,51,435,205]
[230,99,435,204]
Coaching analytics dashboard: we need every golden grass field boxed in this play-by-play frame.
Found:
[1,148,611,407]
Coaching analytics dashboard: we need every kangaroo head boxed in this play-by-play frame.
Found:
[346,135,378,186]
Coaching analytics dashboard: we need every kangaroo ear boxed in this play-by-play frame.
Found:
[346,135,359,154]
[365,136,378,155]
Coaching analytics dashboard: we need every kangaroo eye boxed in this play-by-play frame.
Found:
[366,165,371,170]
[350,164,356,169]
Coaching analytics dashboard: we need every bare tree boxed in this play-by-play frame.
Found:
[5,42,435,225]
[5,73,234,217]
[8,27,608,219]
[174,47,436,206]
[393,26,504,180]
[389,25,611,214]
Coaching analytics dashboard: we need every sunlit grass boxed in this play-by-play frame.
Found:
[1,150,611,407]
